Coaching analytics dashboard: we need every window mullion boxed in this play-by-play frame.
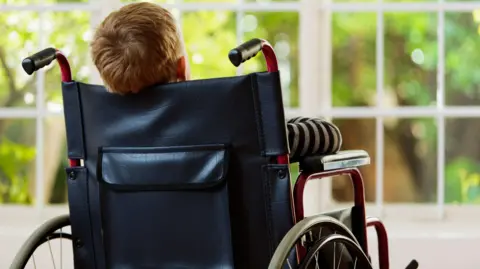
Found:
[300,0,332,214]
[375,2,385,217]
[89,0,121,84]
[35,10,46,211]
[236,0,244,76]
[436,7,446,220]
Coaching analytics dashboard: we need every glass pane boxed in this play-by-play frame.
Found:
[182,11,237,79]
[45,116,68,204]
[384,117,437,203]
[0,12,38,108]
[445,118,480,204]
[0,119,36,204]
[243,12,299,107]
[445,12,480,106]
[332,13,376,107]
[332,118,376,202]
[45,11,91,109]
[384,13,437,107]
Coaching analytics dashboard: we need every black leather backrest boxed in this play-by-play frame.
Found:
[62,72,294,269]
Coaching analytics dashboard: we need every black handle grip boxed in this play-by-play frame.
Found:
[22,47,57,75]
[405,259,418,269]
[228,38,263,67]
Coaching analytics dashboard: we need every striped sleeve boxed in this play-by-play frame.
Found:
[287,118,342,162]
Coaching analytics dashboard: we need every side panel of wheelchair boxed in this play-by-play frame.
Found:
[10,39,417,269]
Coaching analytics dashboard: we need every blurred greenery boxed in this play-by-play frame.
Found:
[0,0,478,204]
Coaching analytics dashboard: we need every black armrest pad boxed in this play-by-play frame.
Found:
[299,150,370,173]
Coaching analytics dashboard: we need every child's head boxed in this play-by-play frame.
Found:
[91,2,190,94]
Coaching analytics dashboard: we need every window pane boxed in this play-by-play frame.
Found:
[384,117,437,203]
[45,11,91,109]
[44,116,68,204]
[332,13,376,107]
[182,11,237,79]
[0,12,38,108]
[332,118,376,202]
[243,12,299,107]
[384,13,437,107]
[445,118,480,204]
[445,12,480,106]
[0,119,36,204]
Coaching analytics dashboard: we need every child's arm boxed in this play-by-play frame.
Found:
[287,118,342,163]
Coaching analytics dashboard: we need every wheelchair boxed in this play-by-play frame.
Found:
[10,38,418,269]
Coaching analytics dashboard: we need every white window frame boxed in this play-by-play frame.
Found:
[306,0,480,222]
[1,0,479,225]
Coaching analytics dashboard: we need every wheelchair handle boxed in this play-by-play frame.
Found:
[229,38,279,72]
[228,38,263,67]
[22,47,57,75]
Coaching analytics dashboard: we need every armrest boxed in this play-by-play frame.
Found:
[299,150,370,173]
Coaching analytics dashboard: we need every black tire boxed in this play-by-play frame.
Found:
[299,234,372,269]
[10,214,71,269]
[268,215,364,269]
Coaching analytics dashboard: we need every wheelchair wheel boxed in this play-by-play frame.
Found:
[298,234,371,269]
[268,215,372,269]
[10,214,73,269]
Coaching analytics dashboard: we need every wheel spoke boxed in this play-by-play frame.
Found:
[269,216,369,269]
[336,245,345,269]
[333,232,337,269]
[60,228,63,269]
[47,236,57,269]
[32,253,37,269]
[287,257,293,269]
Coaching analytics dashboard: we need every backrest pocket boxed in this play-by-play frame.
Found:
[98,144,234,269]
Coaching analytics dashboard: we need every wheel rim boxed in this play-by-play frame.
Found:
[10,215,73,269]
[23,228,74,269]
[268,215,362,269]
[298,234,372,269]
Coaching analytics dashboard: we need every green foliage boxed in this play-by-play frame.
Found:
[0,6,90,203]
[0,138,35,203]
[446,158,480,204]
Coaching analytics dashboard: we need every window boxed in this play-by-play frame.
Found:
[0,0,301,206]
[309,1,480,223]
[0,2,92,205]
[0,0,478,224]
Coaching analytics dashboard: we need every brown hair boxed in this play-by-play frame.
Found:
[90,2,182,94]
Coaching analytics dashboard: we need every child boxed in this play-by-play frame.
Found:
[90,2,342,162]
